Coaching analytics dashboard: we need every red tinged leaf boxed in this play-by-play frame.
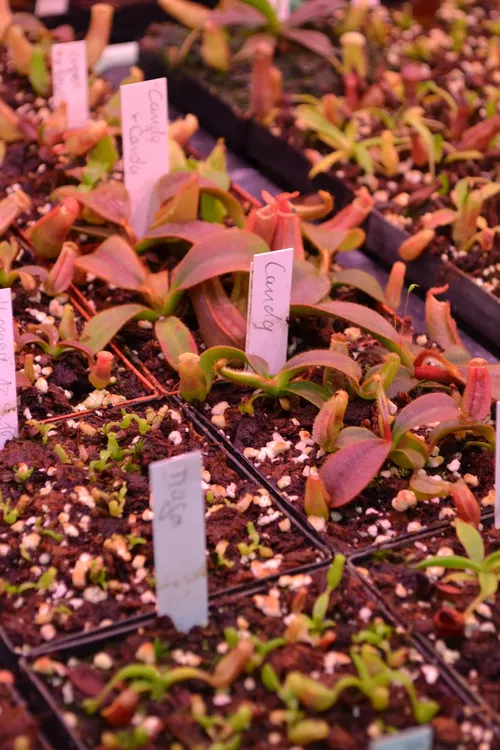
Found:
[155,316,198,370]
[246,202,278,246]
[136,221,222,252]
[303,474,330,520]
[461,358,492,422]
[425,285,464,352]
[76,235,147,290]
[458,113,500,152]
[433,607,465,638]
[80,304,155,354]
[281,27,336,62]
[291,261,331,304]
[172,228,269,290]
[287,0,342,26]
[320,188,373,231]
[320,438,392,508]
[27,197,80,260]
[391,392,461,446]
[190,279,246,349]
[331,268,386,304]
[450,479,481,528]
[54,182,130,228]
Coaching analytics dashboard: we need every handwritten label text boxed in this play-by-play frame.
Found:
[149,450,208,631]
[245,247,294,375]
[51,41,89,130]
[0,289,18,450]
[121,78,169,238]
[35,0,69,17]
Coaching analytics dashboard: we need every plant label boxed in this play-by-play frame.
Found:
[120,77,169,239]
[0,290,18,450]
[370,726,433,750]
[35,0,69,16]
[495,401,500,528]
[149,450,208,631]
[269,0,290,20]
[245,247,294,376]
[51,41,89,130]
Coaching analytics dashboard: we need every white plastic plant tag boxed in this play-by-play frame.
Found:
[120,77,169,239]
[370,726,433,750]
[149,450,208,632]
[269,0,290,21]
[0,289,18,450]
[51,41,89,130]
[245,247,294,376]
[495,401,500,528]
[35,0,69,16]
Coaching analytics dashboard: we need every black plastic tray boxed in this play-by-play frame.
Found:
[138,44,500,356]
[0,681,53,750]
[21,555,498,750]
[0,394,331,668]
[348,513,500,726]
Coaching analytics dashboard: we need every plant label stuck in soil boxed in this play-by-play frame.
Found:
[370,726,433,750]
[121,77,169,239]
[269,0,290,20]
[495,401,500,528]
[35,0,69,16]
[149,450,208,631]
[0,289,18,450]
[51,41,89,130]
[245,246,294,376]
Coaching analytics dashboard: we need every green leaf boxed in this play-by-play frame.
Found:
[478,571,498,601]
[309,148,349,178]
[155,317,198,370]
[290,299,414,369]
[353,142,374,174]
[282,380,330,408]
[281,349,362,383]
[331,269,386,303]
[391,392,460,446]
[81,304,155,353]
[483,550,500,573]
[240,0,280,31]
[414,555,481,573]
[82,135,119,188]
[455,518,484,563]
[335,426,378,448]
[29,46,49,96]
[320,438,392,508]
[172,228,269,290]
[326,553,346,591]
[199,346,248,389]
[200,184,245,228]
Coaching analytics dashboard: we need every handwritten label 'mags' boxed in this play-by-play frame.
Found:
[51,41,89,130]
[245,247,294,376]
[149,450,208,632]
[0,289,18,450]
[35,0,69,17]
[120,78,169,239]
